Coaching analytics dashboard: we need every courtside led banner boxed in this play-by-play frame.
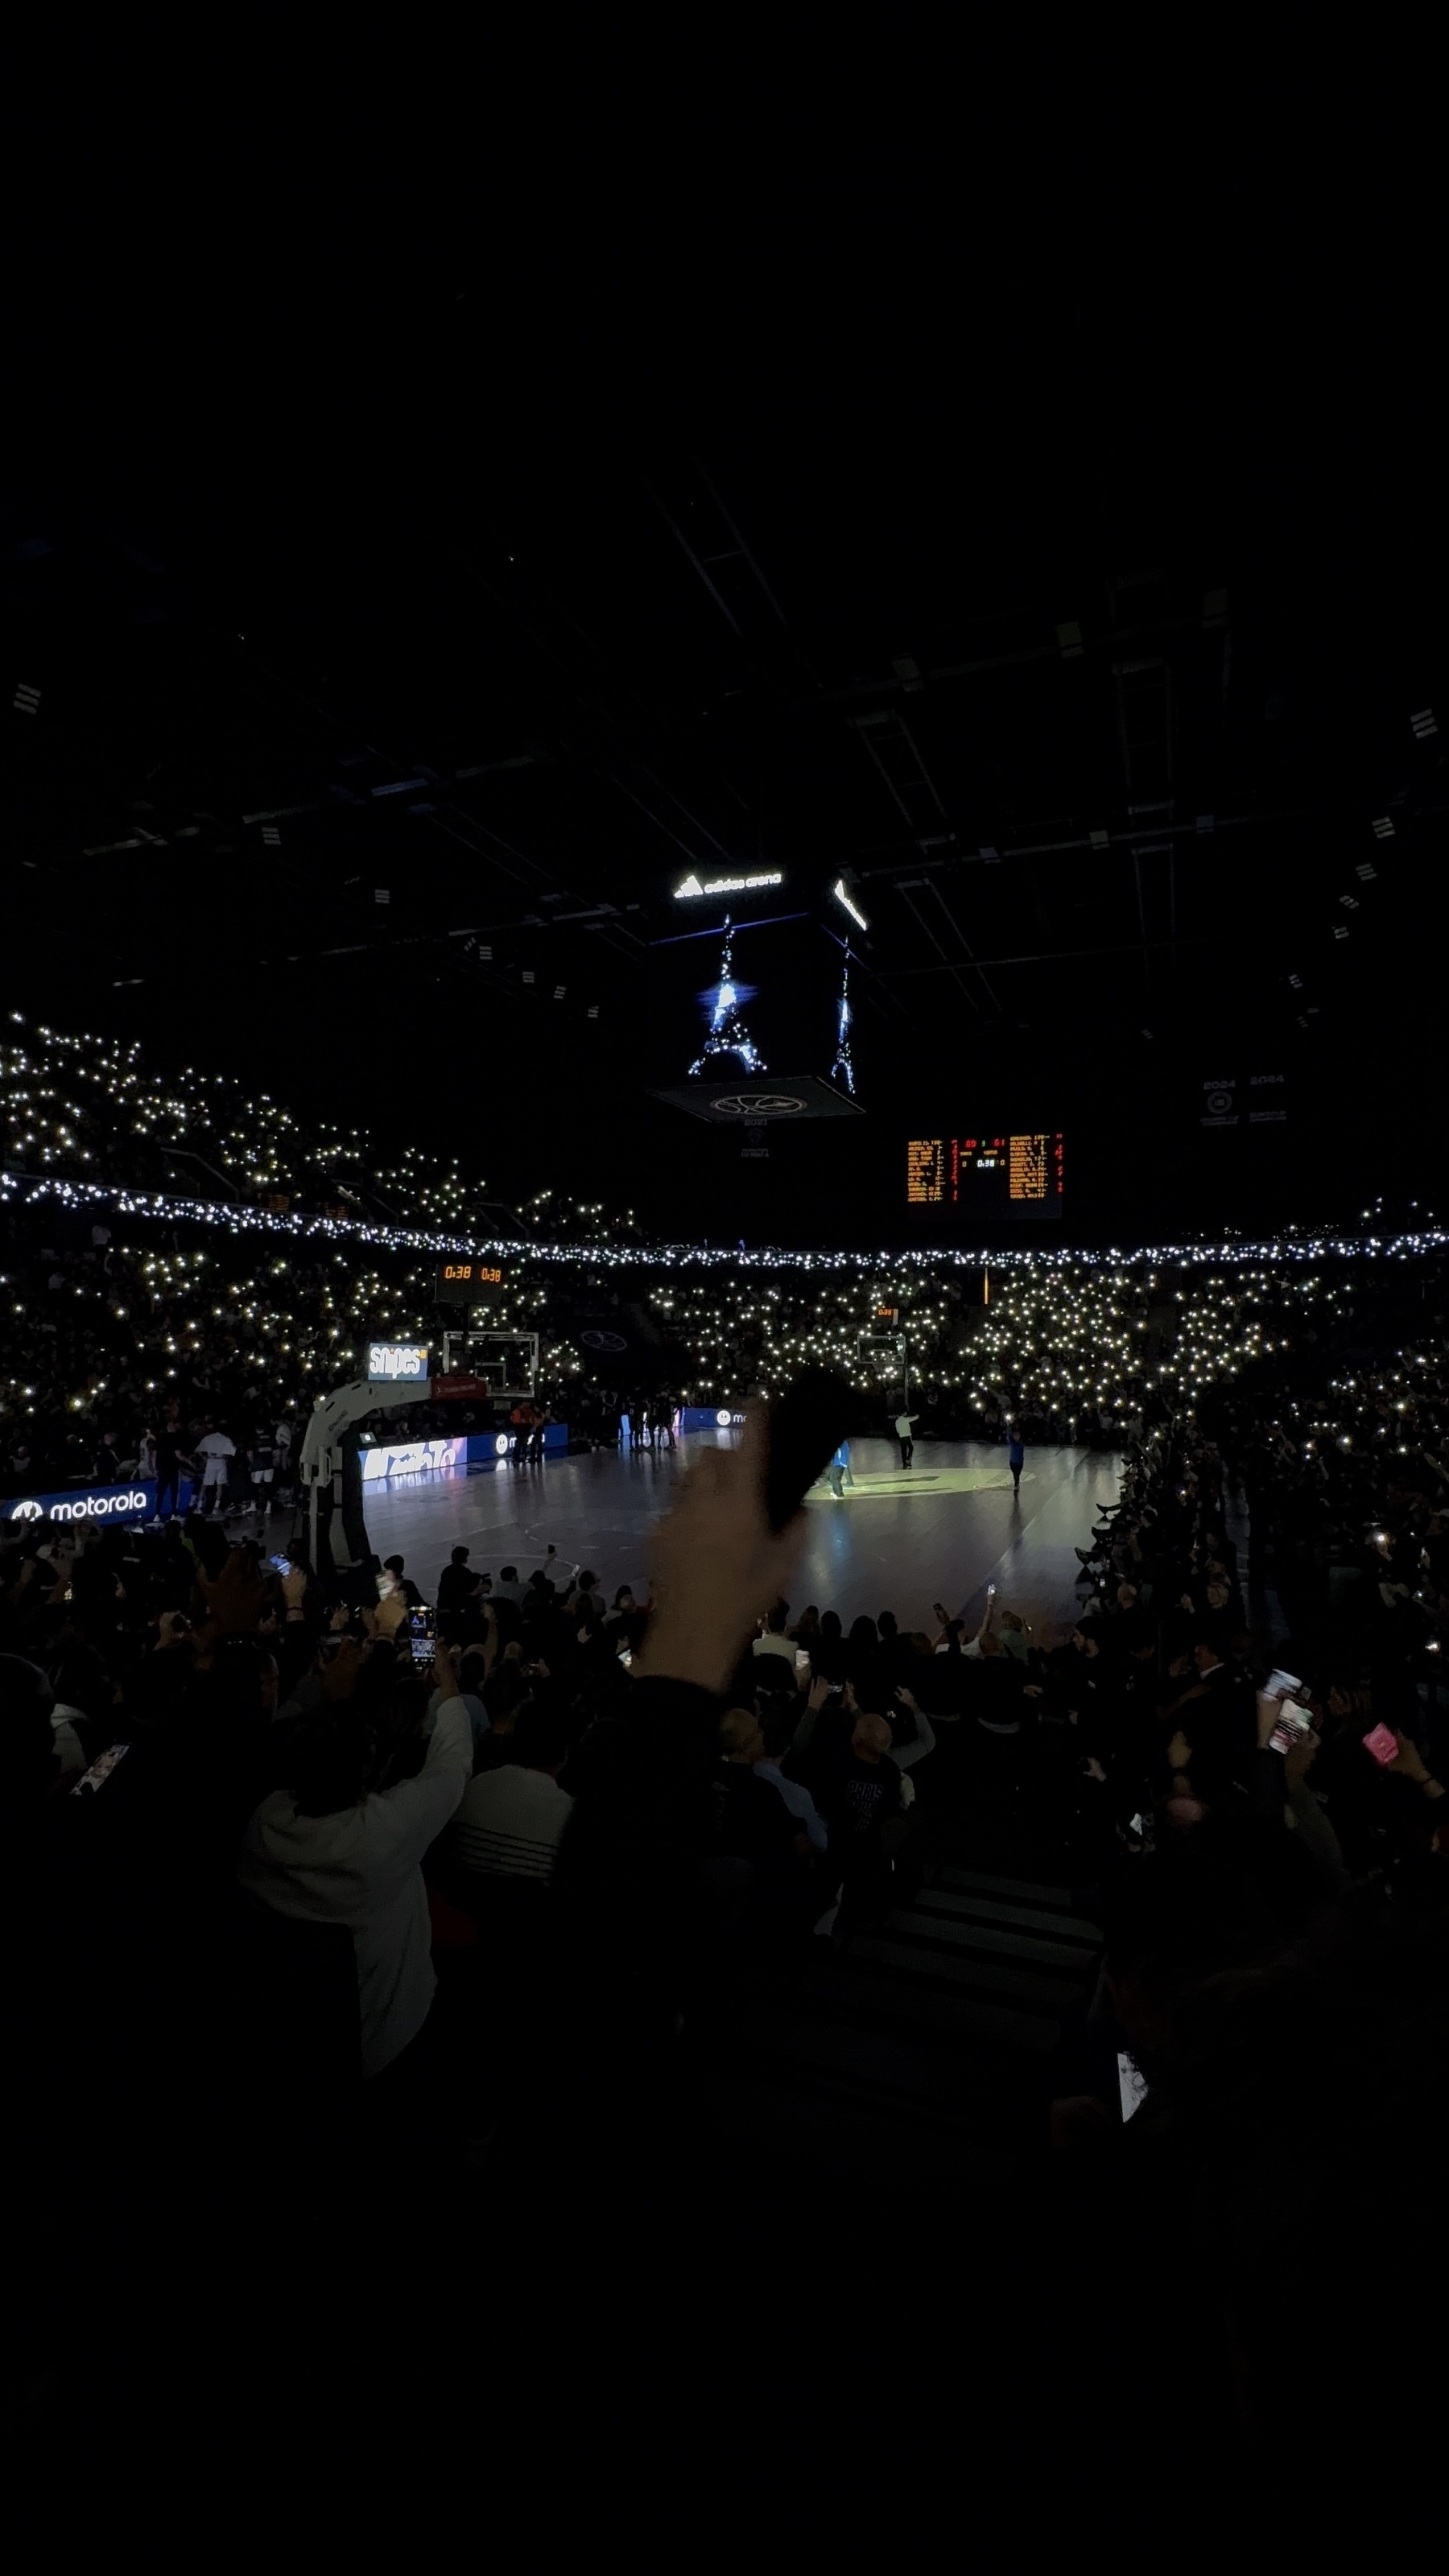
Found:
[360,1438,466,1482]
[5,1478,196,1525]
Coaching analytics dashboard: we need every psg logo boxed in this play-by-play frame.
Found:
[580,1328,629,1352]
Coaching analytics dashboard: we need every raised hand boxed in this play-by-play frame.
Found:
[634,1402,805,1696]
[1283,1727,1322,1785]
[1383,1729,1443,1794]
[320,1636,364,1699]
[197,1547,268,1636]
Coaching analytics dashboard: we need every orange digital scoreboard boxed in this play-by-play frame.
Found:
[906,1132,1063,1219]
[435,1259,505,1302]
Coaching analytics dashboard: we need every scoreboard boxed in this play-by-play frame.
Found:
[435,1259,505,1303]
[906,1132,1063,1220]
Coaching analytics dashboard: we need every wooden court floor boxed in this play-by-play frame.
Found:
[349,1433,1122,1637]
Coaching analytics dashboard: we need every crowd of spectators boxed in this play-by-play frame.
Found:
[9,1324,1447,2456]
[2,1208,1430,1510]
[2,1014,641,1243]
[6,1013,1448,2476]
[7,1013,1441,1506]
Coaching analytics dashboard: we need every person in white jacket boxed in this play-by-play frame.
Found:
[238,1636,473,2078]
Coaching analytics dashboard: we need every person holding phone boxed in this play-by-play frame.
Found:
[238,1640,473,2078]
[1358,1719,1445,1802]
[813,1689,910,1936]
[1248,1688,1349,1891]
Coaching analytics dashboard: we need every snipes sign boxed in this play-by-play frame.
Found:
[365,1342,431,1383]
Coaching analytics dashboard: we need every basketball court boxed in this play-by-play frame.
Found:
[350,1431,1121,1635]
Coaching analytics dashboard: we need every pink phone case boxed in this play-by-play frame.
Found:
[1361,1723,1399,1767]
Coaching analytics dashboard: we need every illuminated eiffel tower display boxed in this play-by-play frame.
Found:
[689,917,766,1075]
[827,950,856,1096]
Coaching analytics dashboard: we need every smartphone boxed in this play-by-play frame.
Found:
[72,1744,129,1797]
[1269,1698,1315,1754]
[795,1648,811,1672]
[409,1637,436,1667]
[764,1368,860,1531]
[1117,2050,1148,2124]
[270,1554,291,1575]
[1361,1722,1399,1768]
[987,1581,997,1597]
[617,1647,633,1669]
[408,1606,436,1642]
[1263,1667,1302,1701]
